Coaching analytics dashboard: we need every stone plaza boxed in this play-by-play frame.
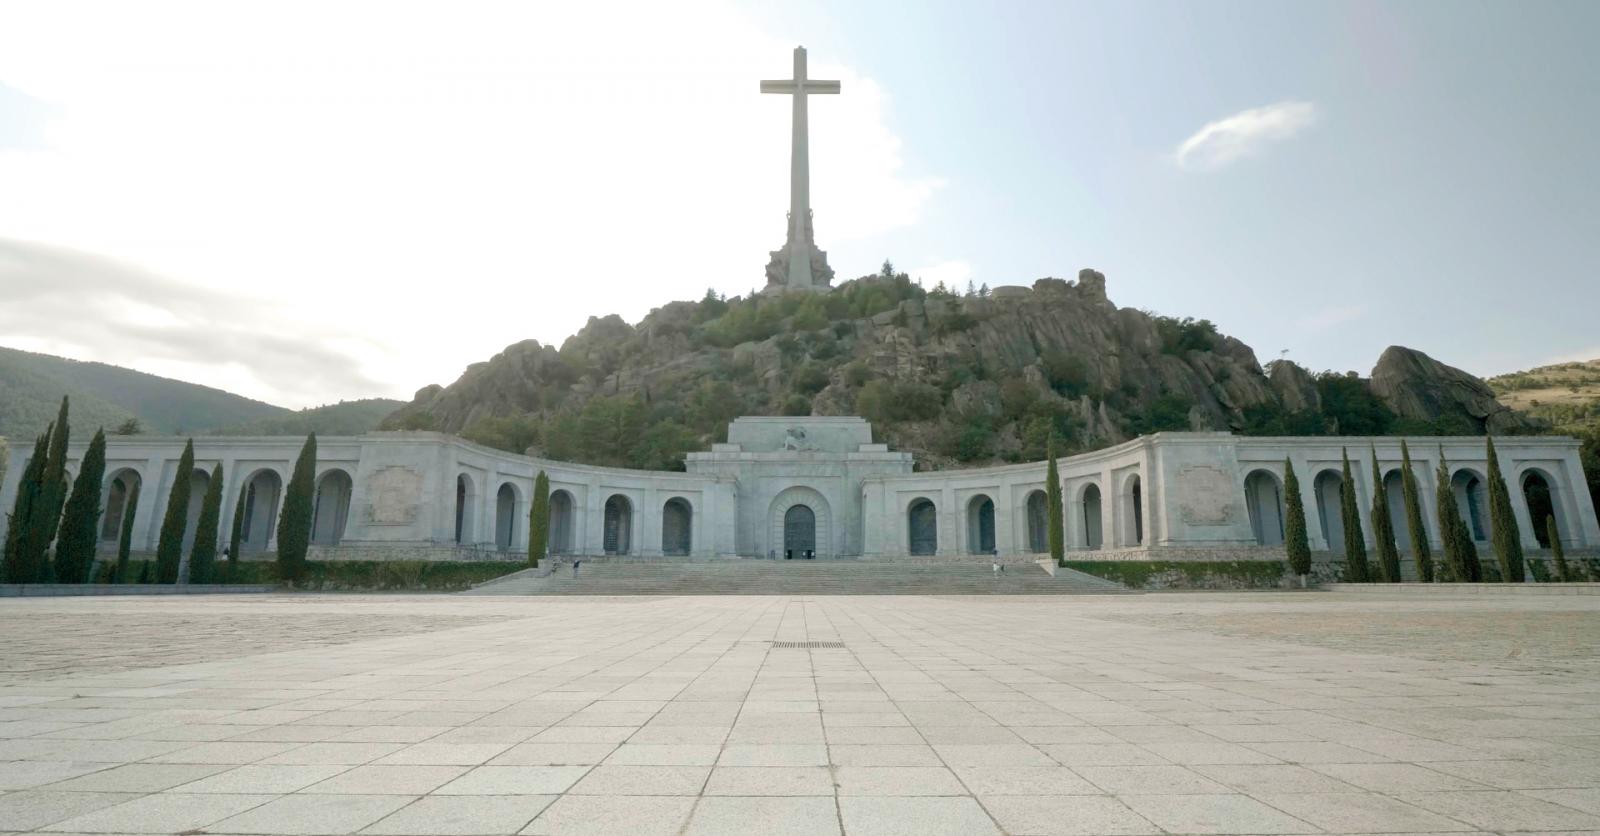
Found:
[2,590,1600,835]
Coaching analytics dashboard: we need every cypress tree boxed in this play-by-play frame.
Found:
[1434,449,1481,582]
[2,432,50,583]
[154,439,196,584]
[1283,458,1311,583]
[54,429,107,584]
[227,484,246,583]
[1399,441,1434,582]
[27,398,72,582]
[136,560,151,584]
[276,434,317,587]
[114,482,140,583]
[528,471,550,567]
[1338,448,1370,582]
[1046,439,1065,566]
[187,464,224,584]
[1547,515,1569,582]
[1368,447,1401,583]
[1485,437,1525,582]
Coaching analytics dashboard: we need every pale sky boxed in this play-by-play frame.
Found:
[0,0,1595,408]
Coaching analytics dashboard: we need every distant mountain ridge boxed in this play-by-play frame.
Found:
[0,345,400,441]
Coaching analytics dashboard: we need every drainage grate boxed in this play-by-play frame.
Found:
[771,641,845,649]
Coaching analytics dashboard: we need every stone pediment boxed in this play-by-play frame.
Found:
[724,416,874,453]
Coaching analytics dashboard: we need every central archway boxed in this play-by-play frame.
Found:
[783,504,815,559]
[662,498,692,556]
[967,495,995,555]
[768,486,832,560]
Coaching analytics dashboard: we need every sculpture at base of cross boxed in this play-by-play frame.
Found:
[763,210,834,294]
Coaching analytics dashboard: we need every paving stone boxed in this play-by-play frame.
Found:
[981,795,1162,835]
[1074,764,1234,795]
[1256,791,1479,832]
[301,764,470,794]
[174,763,349,793]
[685,795,840,835]
[522,794,695,835]
[704,766,834,795]
[566,764,709,795]
[44,763,228,792]
[835,766,966,796]
[837,796,1000,836]
[0,790,140,831]
[1119,793,1321,834]
[363,794,556,834]
[1398,790,1600,831]
[827,744,942,766]
[434,765,589,795]
[43,791,276,832]
[209,793,413,834]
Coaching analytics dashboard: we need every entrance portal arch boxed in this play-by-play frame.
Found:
[768,486,831,559]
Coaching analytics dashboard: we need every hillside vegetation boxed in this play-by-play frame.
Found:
[1491,359,1600,516]
[0,346,397,442]
[384,265,1535,472]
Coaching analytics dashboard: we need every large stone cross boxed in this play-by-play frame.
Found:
[762,46,838,291]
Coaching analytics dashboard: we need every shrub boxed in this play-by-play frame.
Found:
[276,434,317,587]
[1283,458,1311,579]
[54,429,106,584]
[154,439,195,584]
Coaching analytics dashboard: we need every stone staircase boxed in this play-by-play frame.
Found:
[462,557,1130,596]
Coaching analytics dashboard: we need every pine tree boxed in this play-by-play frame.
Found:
[1434,449,1481,582]
[1,432,50,583]
[1399,440,1433,582]
[187,464,224,584]
[1046,439,1065,566]
[54,429,107,584]
[226,484,247,582]
[1547,515,1570,582]
[528,470,550,567]
[114,482,140,583]
[154,439,195,584]
[1338,448,1370,582]
[276,434,317,586]
[27,398,72,582]
[1485,437,1525,582]
[1283,458,1311,582]
[1368,446,1401,582]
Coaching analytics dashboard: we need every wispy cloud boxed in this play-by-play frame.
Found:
[908,259,974,290]
[1293,304,1365,333]
[1173,101,1318,171]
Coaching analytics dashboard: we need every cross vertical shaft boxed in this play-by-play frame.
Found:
[761,46,839,290]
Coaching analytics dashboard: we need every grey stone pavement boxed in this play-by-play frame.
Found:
[1,591,1599,835]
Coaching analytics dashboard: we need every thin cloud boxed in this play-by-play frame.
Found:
[1293,304,1365,333]
[0,237,385,405]
[1173,101,1318,171]
[909,259,974,290]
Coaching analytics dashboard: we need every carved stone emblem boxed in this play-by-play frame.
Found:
[783,426,813,452]
[1177,464,1237,525]
[366,466,422,525]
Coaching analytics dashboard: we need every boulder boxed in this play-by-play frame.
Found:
[1370,346,1542,434]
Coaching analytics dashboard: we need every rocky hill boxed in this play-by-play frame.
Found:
[383,267,1541,471]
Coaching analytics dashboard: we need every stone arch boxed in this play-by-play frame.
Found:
[549,489,575,554]
[662,497,692,556]
[1243,469,1285,546]
[311,469,353,547]
[1078,483,1103,550]
[100,467,143,541]
[603,494,633,555]
[1382,469,1412,551]
[454,473,477,545]
[908,497,938,556]
[494,482,519,552]
[769,486,831,559]
[967,494,996,555]
[1120,473,1143,546]
[236,469,283,555]
[1520,467,1568,548]
[1314,469,1344,553]
[1025,490,1048,553]
[180,467,212,552]
[1451,468,1490,541]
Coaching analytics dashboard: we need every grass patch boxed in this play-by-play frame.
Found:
[95,559,524,591]
[1063,560,1286,590]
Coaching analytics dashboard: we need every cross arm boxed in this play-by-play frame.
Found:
[761,81,797,93]
[806,80,841,94]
